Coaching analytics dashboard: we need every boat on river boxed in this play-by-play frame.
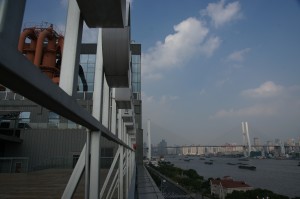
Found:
[205,161,213,165]
[238,157,250,161]
[227,162,236,165]
[238,165,256,170]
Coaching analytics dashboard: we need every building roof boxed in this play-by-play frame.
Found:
[211,178,252,189]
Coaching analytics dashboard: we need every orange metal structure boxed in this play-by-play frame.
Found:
[18,24,64,84]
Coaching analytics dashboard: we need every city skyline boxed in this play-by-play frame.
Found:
[22,0,300,145]
[151,136,300,147]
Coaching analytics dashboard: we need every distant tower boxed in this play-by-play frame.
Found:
[242,122,251,157]
[147,119,151,160]
[253,137,260,146]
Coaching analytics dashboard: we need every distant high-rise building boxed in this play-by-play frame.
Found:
[275,138,281,146]
[286,138,295,146]
[190,145,197,155]
[157,139,167,156]
[253,137,260,146]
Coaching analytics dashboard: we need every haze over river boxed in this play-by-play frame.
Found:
[166,157,300,198]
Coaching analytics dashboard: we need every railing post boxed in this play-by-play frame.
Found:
[85,130,91,199]
[111,88,117,135]
[125,133,129,198]
[118,111,124,199]
[89,28,104,199]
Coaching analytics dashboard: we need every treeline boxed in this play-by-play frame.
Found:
[148,161,210,195]
[226,188,300,199]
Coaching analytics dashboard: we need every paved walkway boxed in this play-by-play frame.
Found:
[136,165,164,199]
[0,169,85,199]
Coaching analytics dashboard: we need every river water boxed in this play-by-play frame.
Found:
[166,156,300,198]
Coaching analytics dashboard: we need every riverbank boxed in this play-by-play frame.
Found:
[166,156,300,198]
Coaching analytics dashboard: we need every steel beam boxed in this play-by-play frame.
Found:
[62,144,86,199]
[89,29,104,199]
[0,37,133,151]
[100,148,121,198]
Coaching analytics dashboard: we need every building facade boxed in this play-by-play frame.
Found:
[0,29,143,173]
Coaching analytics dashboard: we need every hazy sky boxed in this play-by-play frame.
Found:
[23,0,300,146]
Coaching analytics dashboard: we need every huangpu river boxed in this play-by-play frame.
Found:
[166,156,300,198]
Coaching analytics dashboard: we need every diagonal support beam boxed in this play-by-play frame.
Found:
[62,144,86,199]
[100,147,121,198]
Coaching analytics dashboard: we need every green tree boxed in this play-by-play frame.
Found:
[226,189,289,199]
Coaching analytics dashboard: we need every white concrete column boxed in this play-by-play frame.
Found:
[89,28,103,199]
[102,76,109,128]
[59,0,83,96]
[111,88,117,134]
[0,0,25,48]
[118,110,124,199]
[125,132,129,199]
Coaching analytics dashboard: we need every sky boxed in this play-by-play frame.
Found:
[23,0,300,146]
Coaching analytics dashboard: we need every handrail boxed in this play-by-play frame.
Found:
[0,37,133,151]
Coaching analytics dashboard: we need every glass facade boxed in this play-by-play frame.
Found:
[131,54,141,99]
[78,54,96,92]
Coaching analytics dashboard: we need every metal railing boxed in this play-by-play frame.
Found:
[0,1,137,199]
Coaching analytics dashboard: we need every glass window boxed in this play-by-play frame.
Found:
[48,112,59,128]
[87,54,96,63]
[19,112,30,123]
[86,72,95,82]
[132,73,138,82]
[87,65,95,73]
[81,63,88,71]
[78,54,97,93]
[80,55,89,63]
[134,105,141,114]
[67,120,77,129]
[131,55,140,64]
[132,63,138,72]
[18,112,31,128]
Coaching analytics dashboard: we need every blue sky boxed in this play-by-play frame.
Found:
[23,0,300,146]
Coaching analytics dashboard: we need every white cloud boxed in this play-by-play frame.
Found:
[199,36,222,57]
[216,77,230,87]
[142,92,179,105]
[60,0,68,7]
[241,81,284,98]
[201,0,241,28]
[143,73,163,81]
[212,82,300,119]
[142,17,208,75]
[227,48,251,62]
[160,95,179,104]
[212,104,278,118]
[142,17,221,79]
[141,93,154,103]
